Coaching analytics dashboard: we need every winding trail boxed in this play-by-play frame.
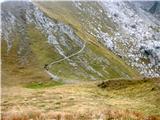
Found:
[45,41,86,80]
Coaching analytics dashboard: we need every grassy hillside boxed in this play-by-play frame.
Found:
[2,78,160,119]
[2,22,139,86]
[3,2,155,120]
[34,1,160,77]
[1,1,141,88]
[1,25,59,87]
[31,1,140,80]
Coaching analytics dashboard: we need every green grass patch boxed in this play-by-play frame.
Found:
[25,81,63,89]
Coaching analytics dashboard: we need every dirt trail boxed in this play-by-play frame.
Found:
[45,41,86,80]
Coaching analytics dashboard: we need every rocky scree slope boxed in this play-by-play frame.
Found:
[1,1,138,83]
[35,1,160,77]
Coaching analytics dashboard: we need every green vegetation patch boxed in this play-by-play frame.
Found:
[25,81,63,89]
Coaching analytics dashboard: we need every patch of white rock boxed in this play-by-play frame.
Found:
[101,2,160,77]
[73,1,160,77]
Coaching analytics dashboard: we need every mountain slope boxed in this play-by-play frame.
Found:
[1,1,139,85]
[34,1,160,77]
[1,1,160,119]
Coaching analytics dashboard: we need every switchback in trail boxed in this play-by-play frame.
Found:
[45,41,86,80]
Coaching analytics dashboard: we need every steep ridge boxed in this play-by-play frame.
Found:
[136,1,160,20]
[1,1,138,85]
[35,1,160,77]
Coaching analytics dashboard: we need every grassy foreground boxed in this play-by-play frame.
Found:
[2,77,160,120]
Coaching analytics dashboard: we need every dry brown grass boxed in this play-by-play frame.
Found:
[1,107,45,120]
[2,106,160,120]
[2,78,160,120]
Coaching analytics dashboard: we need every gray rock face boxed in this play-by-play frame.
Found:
[140,41,160,66]
[102,1,160,76]
[73,1,160,77]
[134,1,160,20]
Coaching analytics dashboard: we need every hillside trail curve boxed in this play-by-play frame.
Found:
[44,41,86,80]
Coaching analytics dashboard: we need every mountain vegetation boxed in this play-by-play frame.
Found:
[1,1,160,119]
